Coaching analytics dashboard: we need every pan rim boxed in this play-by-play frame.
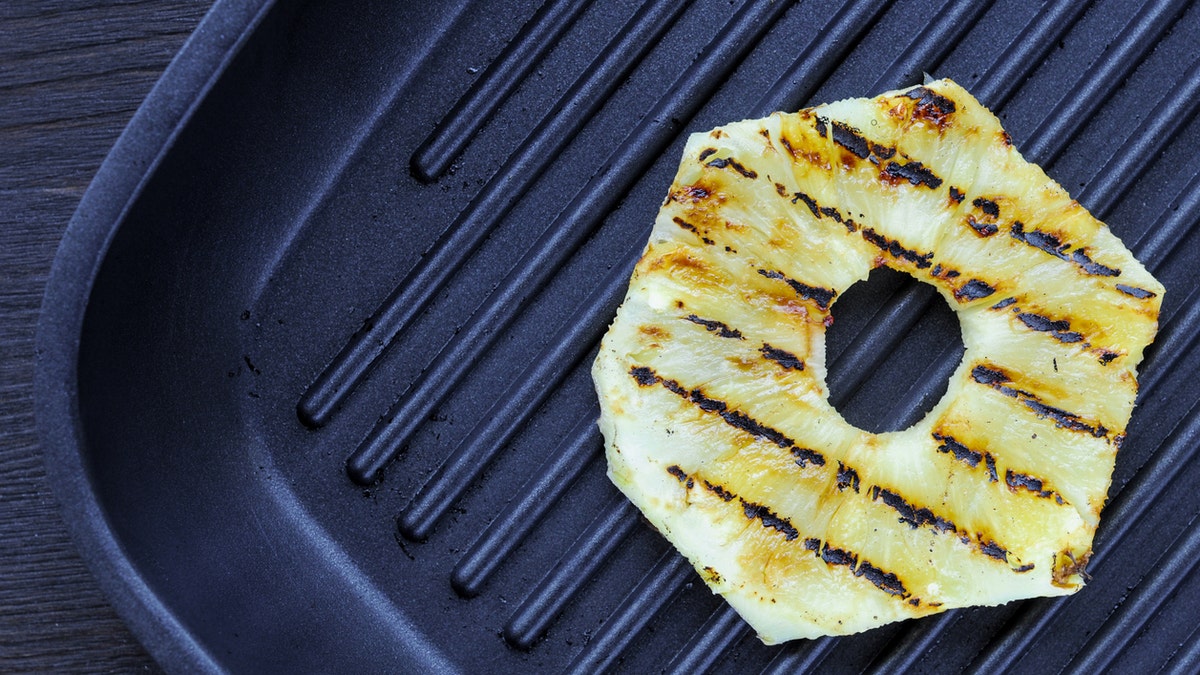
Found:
[32,1,275,671]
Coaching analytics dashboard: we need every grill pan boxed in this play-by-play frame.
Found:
[35,0,1200,671]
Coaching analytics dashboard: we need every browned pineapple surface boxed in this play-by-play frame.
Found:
[592,79,1163,643]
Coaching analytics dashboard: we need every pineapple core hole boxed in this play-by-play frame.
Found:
[824,266,965,434]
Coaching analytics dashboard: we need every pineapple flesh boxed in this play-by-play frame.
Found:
[592,79,1163,643]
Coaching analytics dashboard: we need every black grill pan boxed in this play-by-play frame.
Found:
[36,0,1200,671]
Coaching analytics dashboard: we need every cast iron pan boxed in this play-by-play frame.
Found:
[36,0,1200,671]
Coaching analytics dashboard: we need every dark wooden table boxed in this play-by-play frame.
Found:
[1,2,210,670]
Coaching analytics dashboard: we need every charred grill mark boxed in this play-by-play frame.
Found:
[1005,469,1054,499]
[626,366,830,468]
[631,366,658,386]
[780,136,798,159]
[832,120,871,159]
[856,560,908,597]
[870,486,956,534]
[661,378,687,397]
[817,543,858,568]
[690,389,727,413]
[1016,312,1084,343]
[931,264,960,279]
[1025,400,1109,438]
[836,461,860,493]
[854,449,1022,564]
[971,364,1011,387]
[667,465,694,489]
[814,116,828,138]
[954,279,997,302]
[979,538,1009,562]
[970,364,1110,439]
[704,480,736,502]
[654,451,825,544]
[1015,312,1071,333]
[789,191,854,232]
[685,314,744,339]
[829,121,901,168]
[861,228,934,269]
[1070,249,1120,277]
[803,538,910,598]
[760,343,805,371]
[1011,222,1122,277]
[757,268,837,310]
[706,156,759,179]
[882,160,943,189]
[721,409,796,449]
[1011,221,1066,256]
[672,468,813,545]
[1116,284,1157,299]
[903,86,956,126]
[633,365,1036,581]
[672,216,714,245]
[949,186,965,203]
[870,142,896,160]
[698,148,717,162]
[1014,563,1035,573]
[631,365,687,398]
[791,190,820,217]
[972,197,999,217]
[932,432,983,468]
[867,481,1022,566]
[966,215,999,237]
[991,299,1110,361]
[660,469,910,597]
[774,182,788,197]
[741,498,800,540]
[792,447,826,469]
[806,538,849,564]
[985,454,999,483]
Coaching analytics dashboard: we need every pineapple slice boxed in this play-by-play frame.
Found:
[592,79,1163,643]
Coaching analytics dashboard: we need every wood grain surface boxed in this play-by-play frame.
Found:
[1,2,210,670]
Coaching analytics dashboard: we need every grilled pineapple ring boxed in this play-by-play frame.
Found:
[592,79,1163,643]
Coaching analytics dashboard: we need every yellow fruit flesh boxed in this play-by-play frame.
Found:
[593,79,1163,643]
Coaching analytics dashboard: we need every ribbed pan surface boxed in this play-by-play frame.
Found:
[68,0,1200,671]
